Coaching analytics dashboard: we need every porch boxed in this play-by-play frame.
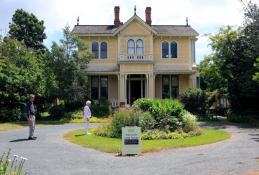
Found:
[88,73,198,107]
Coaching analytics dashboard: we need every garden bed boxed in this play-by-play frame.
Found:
[64,128,231,153]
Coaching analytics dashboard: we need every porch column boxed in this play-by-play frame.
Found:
[189,74,196,88]
[119,73,127,107]
[147,73,155,98]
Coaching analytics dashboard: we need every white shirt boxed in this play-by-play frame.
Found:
[83,105,91,119]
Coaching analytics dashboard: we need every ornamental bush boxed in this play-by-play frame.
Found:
[139,112,156,131]
[132,98,153,111]
[180,88,208,115]
[133,98,186,131]
[94,98,201,139]
[49,104,66,120]
[109,110,140,138]
[93,110,156,138]
[91,97,110,117]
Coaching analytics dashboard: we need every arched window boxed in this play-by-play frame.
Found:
[170,41,177,58]
[136,39,144,55]
[100,42,107,59]
[162,41,169,58]
[127,39,135,55]
[92,42,99,58]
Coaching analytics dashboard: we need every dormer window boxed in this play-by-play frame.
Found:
[136,39,144,55]
[127,39,135,55]
[91,41,108,59]
[127,39,144,55]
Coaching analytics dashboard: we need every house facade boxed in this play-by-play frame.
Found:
[73,6,199,107]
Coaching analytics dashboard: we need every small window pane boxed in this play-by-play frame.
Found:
[92,42,99,58]
[100,42,107,59]
[162,42,169,58]
[136,39,143,55]
[171,76,179,98]
[162,75,170,98]
[91,76,99,100]
[100,76,108,98]
[128,39,135,55]
[171,76,178,87]
[192,41,196,62]
[171,41,177,58]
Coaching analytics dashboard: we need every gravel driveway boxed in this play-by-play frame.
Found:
[0,122,258,175]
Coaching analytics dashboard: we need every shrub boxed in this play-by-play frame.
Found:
[93,124,113,137]
[0,149,27,175]
[181,111,200,133]
[141,130,189,140]
[134,98,186,131]
[180,88,208,115]
[49,104,66,120]
[109,110,139,138]
[132,98,153,111]
[65,101,84,112]
[0,107,24,122]
[139,112,156,131]
[226,111,251,123]
[94,110,155,138]
[91,97,110,117]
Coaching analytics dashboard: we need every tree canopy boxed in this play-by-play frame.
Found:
[49,26,92,104]
[9,9,46,52]
[199,2,259,114]
[1,9,92,121]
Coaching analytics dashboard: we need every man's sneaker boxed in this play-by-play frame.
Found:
[28,137,37,140]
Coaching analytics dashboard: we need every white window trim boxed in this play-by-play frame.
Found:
[136,39,144,55]
[100,41,109,59]
[191,40,196,63]
[126,37,145,55]
[161,75,179,99]
[90,75,109,99]
[91,41,109,59]
[161,40,170,59]
[91,41,99,59]
[161,40,179,59]
[170,40,179,59]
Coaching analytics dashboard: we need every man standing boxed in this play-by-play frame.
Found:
[26,94,37,140]
[83,100,92,135]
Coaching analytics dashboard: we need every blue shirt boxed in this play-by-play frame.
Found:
[26,101,36,116]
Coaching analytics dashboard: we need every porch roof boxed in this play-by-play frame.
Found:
[154,64,197,74]
[84,64,119,75]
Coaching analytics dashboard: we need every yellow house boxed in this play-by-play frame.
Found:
[73,6,199,107]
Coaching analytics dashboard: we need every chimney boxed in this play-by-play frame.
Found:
[114,6,120,28]
[145,7,152,26]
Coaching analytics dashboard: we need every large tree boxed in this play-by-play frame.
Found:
[9,9,46,52]
[199,2,259,114]
[49,26,92,104]
[0,38,47,121]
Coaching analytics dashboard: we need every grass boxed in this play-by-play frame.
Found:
[64,128,231,153]
[0,123,27,132]
[0,117,109,132]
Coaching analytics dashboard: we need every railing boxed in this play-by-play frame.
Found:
[119,54,153,62]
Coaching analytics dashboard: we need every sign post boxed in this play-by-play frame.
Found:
[122,126,141,155]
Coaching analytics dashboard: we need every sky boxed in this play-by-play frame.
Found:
[0,0,248,63]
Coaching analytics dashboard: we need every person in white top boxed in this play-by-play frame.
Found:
[83,100,92,134]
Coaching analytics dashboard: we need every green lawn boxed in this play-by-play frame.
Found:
[0,117,108,132]
[64,128,231,153]
[0,123,27,132]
